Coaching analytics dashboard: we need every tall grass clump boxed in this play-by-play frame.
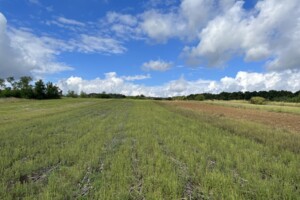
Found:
[250,96,266,105]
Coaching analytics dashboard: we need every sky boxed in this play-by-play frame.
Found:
[0,0,300,97]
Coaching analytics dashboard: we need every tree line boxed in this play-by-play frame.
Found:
[175,90,300,102]
[0,76,62,99]
[1,76,299,102]
[66,91,126,99]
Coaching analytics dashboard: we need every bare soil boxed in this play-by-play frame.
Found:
[165,101,300,133]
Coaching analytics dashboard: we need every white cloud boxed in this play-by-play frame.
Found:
[183,0,300,70]
[118,0,300,70]
[121,74,151,81]
[166,75,187,93]
[180,0,214,39]
[57,72,151,96]
[57,17,85,27]
[57,70,300,97]
[140,10,185,43]
[185,2,246,66]
[139,0,236,42]
[101,12,144,41]
[0,13,72,78]
[44,19,127,54]
[0,12,129,78]
[70,34,126,54]
[106,12,137,26]
[142,59,172,71]
[45,17,87,32]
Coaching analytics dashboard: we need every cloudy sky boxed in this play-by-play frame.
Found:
[0,0,299,96]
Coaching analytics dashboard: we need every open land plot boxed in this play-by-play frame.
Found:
[165,101,300,133]
[0,99,299,199]
[203,100,300,115]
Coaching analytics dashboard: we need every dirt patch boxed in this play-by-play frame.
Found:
[165,101,300,133]
[18,163,60,184]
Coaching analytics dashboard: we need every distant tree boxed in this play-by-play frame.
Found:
[0,78,5,89]
[80,91,88,98]
[66,90,78,98]
[6,76,21,97]
[135,94,145,99]
[0,78,5,97]
[18,76,33,98]
[46,82,61,99]
[6,77,16,89]
[18,76,32,88]
[34,79,46,99]
[195,94,205,101]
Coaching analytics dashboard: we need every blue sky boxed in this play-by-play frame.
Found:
[0,0,299,96]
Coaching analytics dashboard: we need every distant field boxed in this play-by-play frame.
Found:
[203,100,300,115]
[0,99,299,199]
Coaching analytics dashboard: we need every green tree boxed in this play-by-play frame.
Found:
[18,76,33,98]
[6,77,17,90]
[66,90,78,98]
[46,82,61,99]
[0,78,5,97]
[80,91,88,98]
[17,76,32,89]
[0,78,5,89]
[34,79,46,99]
[195,94,205,101]
[6,76,21,97]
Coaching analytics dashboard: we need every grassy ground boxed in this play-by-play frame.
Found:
[204,100,300,115]
[0,98,299,199]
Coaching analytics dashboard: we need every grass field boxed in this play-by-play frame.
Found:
[0,99,299,199]
[203,100,300,115]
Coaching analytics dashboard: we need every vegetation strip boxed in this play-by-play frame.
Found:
[156,138,204,199]
[0,99,299,199]
[159,101,300,153]
[129,138,145,200]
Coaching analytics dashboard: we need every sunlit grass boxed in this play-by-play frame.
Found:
[203,100,300,115]
[0,99,299,199]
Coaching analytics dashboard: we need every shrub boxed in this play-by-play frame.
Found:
[66,90,78,98]
[195,94,205,101]
[250,96,266,105]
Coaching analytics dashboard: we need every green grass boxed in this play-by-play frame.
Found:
[204,100,300,115]
[0,99,299,199]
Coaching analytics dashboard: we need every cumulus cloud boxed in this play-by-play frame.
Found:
[57,70,300,97]
[140,10,185,43]
[57,72,153,96]
[0,13,72,78]
[0,12,128,77]
[142,59,172,71]
[182,0,300,70]
[101,12,144,40]
[121,0,300,70]
[139,0,236,42]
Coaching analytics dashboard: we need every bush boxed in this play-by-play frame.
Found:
[289,94,300,103]
[250,96,266,105]
[66,90,78,98]
[195,94,205,101]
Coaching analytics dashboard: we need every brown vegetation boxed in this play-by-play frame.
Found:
[166,101,300,133]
